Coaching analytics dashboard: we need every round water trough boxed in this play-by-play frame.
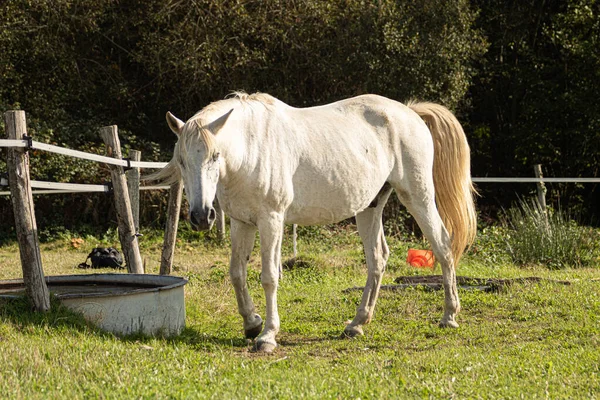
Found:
[0,274,187,337]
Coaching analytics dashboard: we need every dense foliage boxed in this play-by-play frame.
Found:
[0,0,598,233]
[469,0,600,217]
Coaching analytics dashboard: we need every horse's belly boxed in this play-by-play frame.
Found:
[284,140,392,225]
[285,205,356,225]
[285,175,387,225]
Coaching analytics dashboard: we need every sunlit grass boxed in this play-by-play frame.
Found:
[504,198,600,269]
[0,224,599,398]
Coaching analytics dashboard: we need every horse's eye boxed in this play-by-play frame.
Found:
[212,152,220,162]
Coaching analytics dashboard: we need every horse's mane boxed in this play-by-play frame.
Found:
[183,91,275,155]
[145,92,276,185]
[228,91,276,105]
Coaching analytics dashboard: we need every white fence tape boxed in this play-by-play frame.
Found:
[30,180,109,192]
[472,177,600,183]
[2,178,597,196]
[0,139,167,169]
[0,139,28,148]
[0,139,598,196]
[0,180,170,195]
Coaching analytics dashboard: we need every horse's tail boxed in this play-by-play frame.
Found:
[407,101,477,265]
[143,159,181,186]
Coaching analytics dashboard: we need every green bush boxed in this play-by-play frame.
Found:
[503,198,599,269]
[467,224,512,267]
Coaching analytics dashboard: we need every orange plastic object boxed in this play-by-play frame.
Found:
[406,249,435,268]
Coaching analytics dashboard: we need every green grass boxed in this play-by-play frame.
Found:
[0,224,599,399]
[503,199,600,269]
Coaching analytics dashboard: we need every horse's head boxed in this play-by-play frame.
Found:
[166,109,232,231]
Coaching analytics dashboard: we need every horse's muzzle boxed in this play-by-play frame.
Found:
[190,207,216,231]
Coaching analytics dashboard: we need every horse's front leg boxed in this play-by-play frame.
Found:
[254,213,284,353]
[229,218,263,339]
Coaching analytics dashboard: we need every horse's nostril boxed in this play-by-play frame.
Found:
[207,208,216,223]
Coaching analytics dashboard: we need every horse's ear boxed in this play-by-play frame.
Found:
[208,109,234,135]
[166,112,185,136]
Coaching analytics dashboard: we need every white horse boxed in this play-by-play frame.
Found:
[150,92,477,353]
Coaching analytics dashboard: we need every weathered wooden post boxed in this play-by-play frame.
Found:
[4,110,50,311]
[533,164,547,216]
[100,126,144,274]
[125,149,141,232]
[292,224,298,258]
[215,200,225,242]
[160,180,183,275]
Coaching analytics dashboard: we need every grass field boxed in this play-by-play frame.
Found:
[0,224,599,399]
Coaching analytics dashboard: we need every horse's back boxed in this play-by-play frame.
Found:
[274,95,430,225]
[215,93,432,226]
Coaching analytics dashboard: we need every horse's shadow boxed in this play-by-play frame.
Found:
[0,297,249,347]
[0,296,350,351]
[158,327,338,349]
[160,326,250,348]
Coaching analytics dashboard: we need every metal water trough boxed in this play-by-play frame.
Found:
[0,274,187,337]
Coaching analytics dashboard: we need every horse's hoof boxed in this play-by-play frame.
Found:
[341,325,364,338]
[244,323,263,339]
[439,319,459,328]
[252,341,277,353]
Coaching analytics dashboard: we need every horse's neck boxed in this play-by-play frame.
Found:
[216,102,286,186]
[215,122,249,185]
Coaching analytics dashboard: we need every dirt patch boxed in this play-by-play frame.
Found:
[343,275,572,293]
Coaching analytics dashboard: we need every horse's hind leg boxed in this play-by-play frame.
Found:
[343,187,393,338]
[395,187,460,327]
[229,218,263,339]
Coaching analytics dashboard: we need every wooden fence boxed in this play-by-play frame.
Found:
[2,109,599,311]
[0,110,218,311]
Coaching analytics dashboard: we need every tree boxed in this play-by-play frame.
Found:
[468,0,600,219]
[0,0,486,232]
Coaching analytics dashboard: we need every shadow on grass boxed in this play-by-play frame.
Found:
[163,327,250,348]
[165,328,355,350]
[0,295,376,352]
[0,295,270,352]
[0,295,112,337]
[0,296,248,346]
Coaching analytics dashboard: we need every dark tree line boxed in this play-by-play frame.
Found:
[469,0,599,218]
[0,0,598,234]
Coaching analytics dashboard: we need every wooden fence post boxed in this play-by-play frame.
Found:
[533,164,547,217]
[292,224,298,258]
[215,200,225,242]
[125,149,141,232]
[4,110,50,311]
[100,126,144,274]
[160,180,183,275]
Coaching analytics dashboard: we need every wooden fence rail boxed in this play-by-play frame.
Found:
[0,138,167,169]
